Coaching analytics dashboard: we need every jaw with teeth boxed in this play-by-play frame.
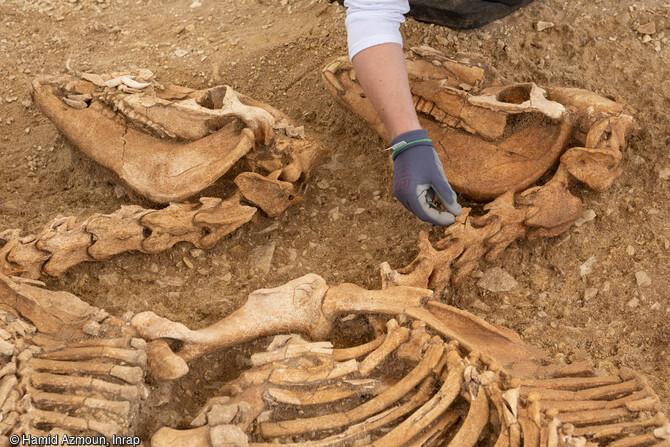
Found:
[30,71,328,210]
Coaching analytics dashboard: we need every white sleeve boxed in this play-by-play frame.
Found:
[344,0,410,60]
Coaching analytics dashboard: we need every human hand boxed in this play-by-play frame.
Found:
[390,129,461,226]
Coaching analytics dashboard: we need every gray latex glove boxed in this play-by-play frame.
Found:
[391,129,462,226]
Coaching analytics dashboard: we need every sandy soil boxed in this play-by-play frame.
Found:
[0,0,668,439]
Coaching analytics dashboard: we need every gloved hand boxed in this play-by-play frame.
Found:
[390,129,462,226]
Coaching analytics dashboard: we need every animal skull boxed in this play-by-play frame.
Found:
[322,46,633,295]
[30,70,327,208]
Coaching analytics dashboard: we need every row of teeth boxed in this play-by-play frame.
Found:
[412,95,464,130]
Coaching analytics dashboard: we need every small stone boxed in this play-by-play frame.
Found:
[317,180,329,189]
[477,267,518,292]
[635,271,652,287]
[98,272,119,286]
[471,299,491,312]
[538,311,548,318]
[574,209,596,227]
[435,35,448,46]
[174,49,188,57]
[222,272,232,282]
[183,257,194,269]
[82,320,101,337]
[637,21,656,35]
[190,249,205,258]
[627,297,639,308]
[354,208,366,215]
[535,21,555,31]
[651,302,661,310]
[584,288,598,301]
[602,281,611,293]
[328,206,340,221]
[626,245,635,256]
[250,242,275,274]
[173,25,185,34]
[209,425,248,447]
[190,0,202,8]
[155,277,184,288]
[642,34,652,43]
[659,167,670,180]
[579,256,596,277]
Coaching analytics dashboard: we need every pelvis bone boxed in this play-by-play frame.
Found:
[123,274,667,447]
[323,46,633,295]
[31,69,327,208]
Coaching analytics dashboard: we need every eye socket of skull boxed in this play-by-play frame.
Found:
[496,84,532,104]
[195,86,227,110]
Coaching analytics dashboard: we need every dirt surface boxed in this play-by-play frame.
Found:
[1,0,669,439]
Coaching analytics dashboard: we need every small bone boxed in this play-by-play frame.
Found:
[0,375,18,409]
[468,83,566,120]
[30,408,120,438]
[62,97,88,109]
[147,339,189,381]
[259,343,444,437]
[29,358,143,384]
[331,333,385,361]
[358,319,410,377]
[558,408,631,426]
[31,372,142,402]
[264,378,385,406]
[445,388,490,447]
[268,358,358,385]
[41,346,146,366]
[572,412,667,437]
[557,361,594,377]
[520,374,621,390]
[371,354,464,446]
[119,76,151,89]
[251,340,333,367]
[29,388,131,418]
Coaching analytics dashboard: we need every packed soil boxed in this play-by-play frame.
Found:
[1,0,668,439]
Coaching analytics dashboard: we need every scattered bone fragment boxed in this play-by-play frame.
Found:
[536,20,555,31]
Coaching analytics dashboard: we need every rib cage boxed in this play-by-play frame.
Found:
[0,278,148,443]
[154,321,668,447]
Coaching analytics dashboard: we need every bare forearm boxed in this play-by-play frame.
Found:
[351,43,420,140]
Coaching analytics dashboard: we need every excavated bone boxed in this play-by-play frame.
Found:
[322,47,633,295]
[0,195,256,279]
[30,73,327,204]
[0,274,147,441]
[122,272,666,446]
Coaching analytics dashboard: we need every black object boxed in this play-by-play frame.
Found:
[334,0,535,29]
